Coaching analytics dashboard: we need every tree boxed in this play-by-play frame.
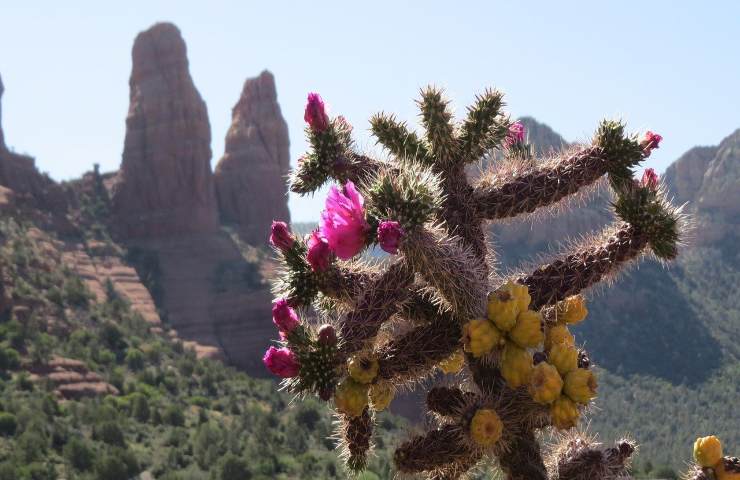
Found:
[263,89,687,478]
[0,413,17,436]
[212,454,251,480]
[64,437,95,471]
[131,393,150,422]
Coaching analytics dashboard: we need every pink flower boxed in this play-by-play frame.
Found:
[505,121,526,146]
[263,346,300,378]
[270,221,294,252]
[304,93,329,132]
[641,168,659,190]
[272,298,300,333]
[377,220,404,254]
[641,131,662,157]
[317,324,337,346]
[319,181,370,260]
[307,231,332,272]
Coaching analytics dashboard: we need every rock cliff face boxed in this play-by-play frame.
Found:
[214,70,291,245]
[111,23,218,239]
[0,73,69,226]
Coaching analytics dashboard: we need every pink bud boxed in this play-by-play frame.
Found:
[641,131,662,157]
[377,220,404,255]
[272,298,300,334]
[641,168,659,190]
[317,324,337,346]
[335,115,353,132]
[304,92,329,132]
[505,121,526,147]
[307,231,332,272]
[270,221,294,252]
[263,346,300,378]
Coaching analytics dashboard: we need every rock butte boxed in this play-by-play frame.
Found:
[215,70,291,245]
[111,22,219,239]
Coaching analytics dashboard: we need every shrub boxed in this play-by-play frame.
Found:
[64,437,95,471]
[93,421,126,447]
[0,413,17,436]
[162,405,185,427]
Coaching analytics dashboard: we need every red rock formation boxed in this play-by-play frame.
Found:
[214,70,291,245]
[112,23,218,239]
[0,73,68,222]
[28,356,119,400]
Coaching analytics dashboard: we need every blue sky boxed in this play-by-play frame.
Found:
[1,1,738,222]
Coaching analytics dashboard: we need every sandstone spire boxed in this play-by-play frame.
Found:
[112,22,218,238]
[214,70,291,245]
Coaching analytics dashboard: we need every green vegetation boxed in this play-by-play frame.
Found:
[0,218,407,479]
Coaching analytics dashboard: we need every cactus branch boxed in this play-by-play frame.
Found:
[394,425,473,474]
[370,112,431,163]
[339,260,414,357]
[520,222,649,310]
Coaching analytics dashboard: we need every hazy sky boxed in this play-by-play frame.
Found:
[1,1,738,222]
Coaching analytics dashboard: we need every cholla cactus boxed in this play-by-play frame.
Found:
[263,86,686,479]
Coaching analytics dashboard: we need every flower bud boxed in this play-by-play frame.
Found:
[272,298,300,334]
[263,346,300,378]
[377,220,404,254]
[317,324,337,345]
[307,231,332,272]
[304,92,329,132]
[269,221,294,252]
[641,168,659,190]
[641,131,662,157]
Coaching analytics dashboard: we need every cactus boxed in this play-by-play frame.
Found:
[263,86,688,479]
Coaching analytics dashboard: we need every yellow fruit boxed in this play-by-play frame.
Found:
[469,408,503,447]
[510,282,532,312]
[347,354,379,384]
[693,435,723,468]
[557,295,588,325]
[334,378,369,417]
[438,350,465,374]
[716,458,740,480]
[563,368,598,404]
[500,342,533,388]
[509,310,544,349]
[369,382,395,412]
[545,324,575,351]
[463,319,503,358]
[487,283,521,331]
[549,343,579,376]
[529,362,563,404]
[550,395,580,430]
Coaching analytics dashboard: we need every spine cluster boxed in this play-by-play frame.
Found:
[261,86,698,479]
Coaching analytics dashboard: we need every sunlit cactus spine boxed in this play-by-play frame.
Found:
[263,85,688,479]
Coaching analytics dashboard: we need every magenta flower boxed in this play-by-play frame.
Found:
[263,346,300,378]
[270,221,294,252]
[272,298,300,334]
[641,131,662,157]
[505,121,526,146]
[319,181,370,260]
[377,220,404,254]
[304,93,329,132]
[307,231,332,272]
[641,168,659,190]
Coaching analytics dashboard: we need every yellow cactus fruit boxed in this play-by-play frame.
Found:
[369,381,395,412]
[550,395,580,430]
[347,354,379,384]
[463,319,503,358]
[334,378,369,417]
[563,368,598,404]
[529,362,564,404]
[469,408,503,447]
[716,458,740,480]
[500,342,533,388]
[693,435,723,468]
[557,295,588,325]
[509,310,544,349]
[548,343,579,376]
[510,282,532,312]
[545,323,575,351]
[487,283,521,331]
[438,349,466,374]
